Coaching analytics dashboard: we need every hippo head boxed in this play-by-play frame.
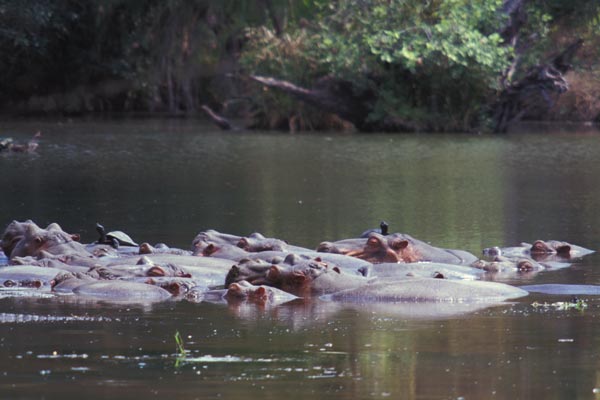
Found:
[530,240,571,256]
[237,235,287,252]
[1,220,38,257]
[9,223,90,260]
[225,259,274,287]
[225,280,271,303]
[342,233,419,264]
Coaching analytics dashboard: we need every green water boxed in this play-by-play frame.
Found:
[1,118,600,399]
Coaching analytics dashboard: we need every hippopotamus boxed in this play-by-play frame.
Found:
[0,265,67,289]
[483,240,594,261]
[225,254,370,297]
[90,260,192,281]
[318,232,478,265]
[224,250,371,277]
[92,255,233,287]
[123,277,203,296]
[322,278,528,303]
[191,229,310,257]
[371,262,484,281]
[72,281,173,302]
[51,272,97,293]
[203,280,298,306]
[3,221,91,260]
[471,256,545,273]
[1,220,33,257]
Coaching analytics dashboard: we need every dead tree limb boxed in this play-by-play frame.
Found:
[201,105,239,130]
[493,39,583,133]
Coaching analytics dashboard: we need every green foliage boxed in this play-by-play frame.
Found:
[0,0,598,127]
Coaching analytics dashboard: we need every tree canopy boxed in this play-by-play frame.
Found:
[0,0,598,131]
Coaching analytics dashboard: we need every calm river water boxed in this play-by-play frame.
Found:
[1,118,600,399]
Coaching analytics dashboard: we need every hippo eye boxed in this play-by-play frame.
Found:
[556,245,571,255]
[34,236,43,244]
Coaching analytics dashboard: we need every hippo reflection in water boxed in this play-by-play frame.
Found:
[0,219,595,310]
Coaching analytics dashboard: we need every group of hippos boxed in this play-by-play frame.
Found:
[0,219,595,309]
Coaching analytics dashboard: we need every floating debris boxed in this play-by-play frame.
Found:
[531,298,588,311]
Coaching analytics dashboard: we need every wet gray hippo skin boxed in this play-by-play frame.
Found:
[324,278,528,303]
[519,284,600,296]
[6,221,91,260]
[318,232,478,265]
[483,240,595,261]
[73,281,173,302]
[371,262,484,281]
[237,251,372,277]
[226,254,370,297]
[0,266,68,289]
[1,220,33,257]
[192,230,311,257]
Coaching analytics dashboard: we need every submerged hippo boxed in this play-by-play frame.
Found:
[318,232,478,265]
[471,256,544,273]
[0,265,68,289]
[73,281,172,302]
[483,240,594,261]
[203,280,298,306]
[323,278,528,303]
[371,262,484,281]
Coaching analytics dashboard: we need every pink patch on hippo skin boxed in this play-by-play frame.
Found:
[202,244,218,256]
[146,266,166,277]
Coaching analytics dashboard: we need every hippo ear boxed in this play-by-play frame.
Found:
[267,265,281,280]
[139,243,152,254]
[237,238,250,250]
[202,243,217,256]
[24,224,38,235]
[70,234,80,242]
[137,256,153,265]
[555,244,571,255]
[316,241,333,253]
[254,286,267,297]
[146,266,166,277]
[390,239,409,251]
[226,282,244,298]
[284,253,301,265]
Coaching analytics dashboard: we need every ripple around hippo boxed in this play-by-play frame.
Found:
[0,220,595,311]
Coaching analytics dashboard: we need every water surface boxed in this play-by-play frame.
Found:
[1,118,600,399]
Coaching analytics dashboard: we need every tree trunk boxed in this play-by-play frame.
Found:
[493,39,583,132]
